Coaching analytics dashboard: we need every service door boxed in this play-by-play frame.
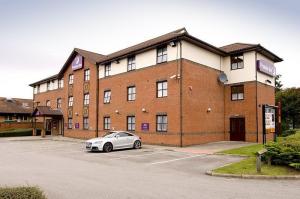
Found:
[230,118,245,141]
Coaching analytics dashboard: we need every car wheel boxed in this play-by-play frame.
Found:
[103,143,113,152]
[133,140,141,149]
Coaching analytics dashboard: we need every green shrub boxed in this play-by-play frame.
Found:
[0,186,46,199]
[0,129,32,137]
[290,163,300,170]
[281,129,297,137]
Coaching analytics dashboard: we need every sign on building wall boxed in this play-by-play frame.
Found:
[75,123,80,129]
[141,123,149,131]
[72,55,83,71]
[257,60,276,77]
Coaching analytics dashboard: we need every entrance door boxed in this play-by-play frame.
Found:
[45,119,52,135]
[230,118,245,141]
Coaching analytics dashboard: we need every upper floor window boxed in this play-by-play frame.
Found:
[103,116,111,130]
[127,86,136,101]
[57,98,62,109]
[84,69,90,81]
[47,82,50,91]
[68,96,74,107]
[69,74,74,85]
[58,79,63,88]
[104,90,111,104]
[157,81,168,98]
[104,64,111,77]
[37,85,40,93]
[83,117,89,130]
[157,46,167,64]
[127,56,136,71]
[156,114,168,132]
[127,116,136,131]
[231,85,244,101]
[46,100,51,107]
[84,93,90,106]
[231,54,244,70]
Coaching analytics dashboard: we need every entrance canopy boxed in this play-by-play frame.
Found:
[32,106,63,117]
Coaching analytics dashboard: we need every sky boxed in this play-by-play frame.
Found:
[0,0,299,99]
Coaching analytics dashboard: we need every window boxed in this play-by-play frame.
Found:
[157,81,168,98]
[46,82,50,91]
[104,117,111,130]
[46,100,50,107]
[104,64,111,77]
[117,132,133,137]
[5,115,12,120]
[127,86,136,101]
[68,118,73,129]
[231,54,244,70]
[58,79,63,88]
[127,56,136,71]
[84,69,90,81]
[37,85,40,93]
[69,74,74,85]
[156,115,168,132]
[231,85,244,101]
[57,98,62,109]
[83,117,89,130]
[23,115,28,121]
[68,96,74,107]
[104,90,111,104]
[83,93,90,106]
[127,116,136,131]
[157,46,167,64]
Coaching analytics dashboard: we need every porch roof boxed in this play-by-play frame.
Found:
[32,106,63,117]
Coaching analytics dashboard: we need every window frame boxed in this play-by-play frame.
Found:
[84,69,90,81]
[46,82,50,91]
[157,46,168,64]
[83,117,89,130]
[157,80,168,98]
[127,116,136,131]
[68,118,73,129]
[103,117,111,130]
[103,90,111,104]
[57,98,62,109]
[127,56,136,71]
[104,64,111,77]
[68,96,74,107]
[69,74,74,85]
[156,114,168,132]
[230,54,244,70]
[127,86,136,101]
[231,85,244,101]
[58,79,63,88]
[46,100,51,107]
[83,93,90,106]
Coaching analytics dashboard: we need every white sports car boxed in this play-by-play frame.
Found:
[86,131,142,152]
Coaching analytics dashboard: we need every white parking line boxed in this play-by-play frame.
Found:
[149,154,206,165]
[109,151,169,160]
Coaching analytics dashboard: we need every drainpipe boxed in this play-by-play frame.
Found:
[179,40,183,147]
[255,52,259,143]
[96,64,99,137]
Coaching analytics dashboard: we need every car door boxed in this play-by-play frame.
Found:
[114,132,129,149]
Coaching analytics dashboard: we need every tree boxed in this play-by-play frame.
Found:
[276,87,300,129]
[275,74,283,93]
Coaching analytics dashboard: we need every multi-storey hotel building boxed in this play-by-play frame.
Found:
[30,28,282,146]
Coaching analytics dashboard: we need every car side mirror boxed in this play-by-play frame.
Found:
[115,135,120,138]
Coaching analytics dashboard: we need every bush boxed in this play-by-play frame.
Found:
[0,129,32,137]
[281,129,297,137]
[0,186,46,199]
[290,163,300,170]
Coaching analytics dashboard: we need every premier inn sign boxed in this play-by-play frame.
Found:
[256,60,276,77]
[72,55,83,71]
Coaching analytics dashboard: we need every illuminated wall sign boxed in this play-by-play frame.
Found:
[72,55,83,71]
[257,60,276,77]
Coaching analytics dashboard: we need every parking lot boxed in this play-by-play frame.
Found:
[0,137,299,199]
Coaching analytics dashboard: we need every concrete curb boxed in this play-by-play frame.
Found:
[206,170,300,180]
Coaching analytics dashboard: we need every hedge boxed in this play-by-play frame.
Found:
[281,129,297,137]
[0,186,47,199]
[0,129,32,137]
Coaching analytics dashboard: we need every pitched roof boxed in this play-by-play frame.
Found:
[0,97,33,115]
[220,43,283,62]
[32,106,63,117]
[97,28,226,64]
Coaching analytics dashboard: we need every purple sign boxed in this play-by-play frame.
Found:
[75,123,80,129]
[72,55,83,71]
[257,60,276,77]
[141,123,149,131]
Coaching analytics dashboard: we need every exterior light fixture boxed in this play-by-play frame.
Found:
[115,110,119,114]
[207,108,211,112]
[142,108,147,113]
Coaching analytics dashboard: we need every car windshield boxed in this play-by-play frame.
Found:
[103,132,117,138]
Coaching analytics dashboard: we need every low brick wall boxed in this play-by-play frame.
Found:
[0,122,33,131]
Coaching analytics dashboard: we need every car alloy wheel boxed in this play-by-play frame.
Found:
[103,143,113,152]
[134,140,141,149]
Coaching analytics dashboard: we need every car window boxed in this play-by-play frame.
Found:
[103,132,116,138]
[117,132,130,137]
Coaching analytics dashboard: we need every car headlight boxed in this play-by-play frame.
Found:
[94,141,103,145]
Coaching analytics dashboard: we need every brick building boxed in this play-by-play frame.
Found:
[0,97,33,122]
[29,28,282,146]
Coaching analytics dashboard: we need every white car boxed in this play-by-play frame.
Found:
[86,131,142,152]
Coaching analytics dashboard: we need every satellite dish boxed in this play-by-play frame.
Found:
[218,72,228,84]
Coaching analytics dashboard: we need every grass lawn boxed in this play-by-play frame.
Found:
[214,130,300,176]
[0,128,33,137]
[0,128,32,133]
[0,186,47,199]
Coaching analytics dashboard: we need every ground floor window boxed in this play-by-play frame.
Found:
[68,118,72,129]
[156,115,167,132]
[127,116,135,131]
[104,117,111,130]
[83,117,89,130]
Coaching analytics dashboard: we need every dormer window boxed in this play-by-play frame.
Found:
[231,54,244,70]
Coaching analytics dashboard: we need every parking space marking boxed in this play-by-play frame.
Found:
[149,154,207,165]
[109,151,168,160]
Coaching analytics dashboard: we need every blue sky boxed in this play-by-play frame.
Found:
[0,0,299,98]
